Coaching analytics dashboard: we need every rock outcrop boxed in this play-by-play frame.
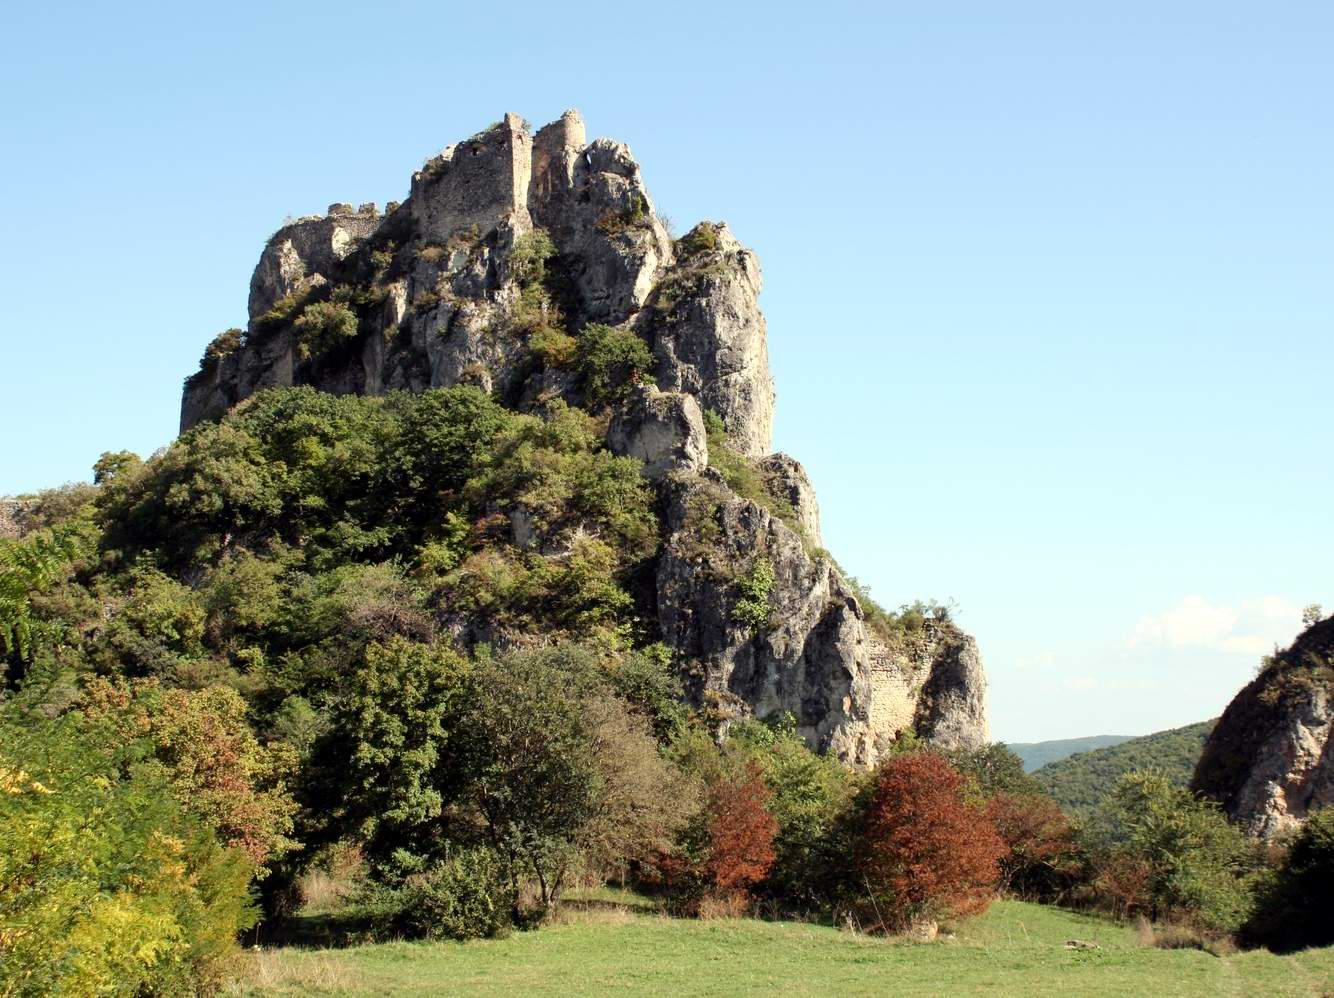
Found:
[1192,615,1334,838]
[656,470,987,764]
[178,110,989,766]
[249,203,382,322]
[607,385,708,481]
[757,454,823,549]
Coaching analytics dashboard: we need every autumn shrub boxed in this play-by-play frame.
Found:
[0,675,255,995]
[656,759,776,914]
[706,761,778,897]
[852,752,1005,932]
[1087,849,1155,920]
[729,715,854,908]
[81,677,299,874]
[986,791,1079,900]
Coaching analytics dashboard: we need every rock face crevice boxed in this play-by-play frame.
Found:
[178,109,989,766]
[1193,616,1334,838]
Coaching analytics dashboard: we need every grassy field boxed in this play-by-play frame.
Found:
[229,892,1334,997]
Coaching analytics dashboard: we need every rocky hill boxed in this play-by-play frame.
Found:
[172,110,988,766]
[1193,614,1334,838]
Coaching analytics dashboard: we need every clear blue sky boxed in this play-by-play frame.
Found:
[2,1,1330,741]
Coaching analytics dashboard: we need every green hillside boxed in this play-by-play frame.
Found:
[1034,720,1216,817]
[1006,735,1133,772]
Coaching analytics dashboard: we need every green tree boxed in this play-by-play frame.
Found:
[328,637,470,869]
[0,531,74,670]
[462,645,691,913]
[1088,770,1255,933]
[1246,807,1334,950]
[946,742,1043,801]
[577,323,653,408]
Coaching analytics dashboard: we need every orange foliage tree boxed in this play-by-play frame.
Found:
[705,761,778,897]
[855,752,1005,931]
[81,677,297,873]
[985,791,1078,898]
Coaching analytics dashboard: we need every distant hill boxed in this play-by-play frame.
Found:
[1032,720,1216,817]
[1006,735,1134,773]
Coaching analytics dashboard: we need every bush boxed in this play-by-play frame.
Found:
[677,222,721,257]
[730,715,853,907]
[731,559,775,631]
[530,326,578,367]
[1086,770,1255,934]
[1245,807,1334,950]
[400,848,515,941]
[509,229,557,289]
[985,792,1078,899]
[199,327,244,371]
[577,323,653,409]
[853,752,1005,932]
[293,301,359,360]
[705,761,778,896]
[658,758,776,915]
[609,645,689,743]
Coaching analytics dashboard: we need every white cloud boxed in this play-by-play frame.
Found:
[1129,595,1306,658]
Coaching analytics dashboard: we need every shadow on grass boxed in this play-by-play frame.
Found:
[257,912,380,950]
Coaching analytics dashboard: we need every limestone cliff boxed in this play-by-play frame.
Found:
[179,110,988,765]
[183,111,771,455]
[1192,615,1334,838]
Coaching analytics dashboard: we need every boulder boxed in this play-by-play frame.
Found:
[608,385,708,480]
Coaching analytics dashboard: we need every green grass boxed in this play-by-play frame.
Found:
[228,893,1334,996]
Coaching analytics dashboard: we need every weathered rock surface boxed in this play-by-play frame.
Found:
[1192,615,1334,838]
[757,453,822,548]
[650,224,773,458]
[178,110,989,763]
[183,111,707,434]
[0,497,23,540]
[608,385,708,480]
[249,204,382,322]
[912,625,990,749]
[657,471,987,766]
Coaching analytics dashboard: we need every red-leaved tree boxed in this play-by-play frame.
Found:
[985,792,1077,899]
[855,752,1005,932]
[706,761,778,896]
